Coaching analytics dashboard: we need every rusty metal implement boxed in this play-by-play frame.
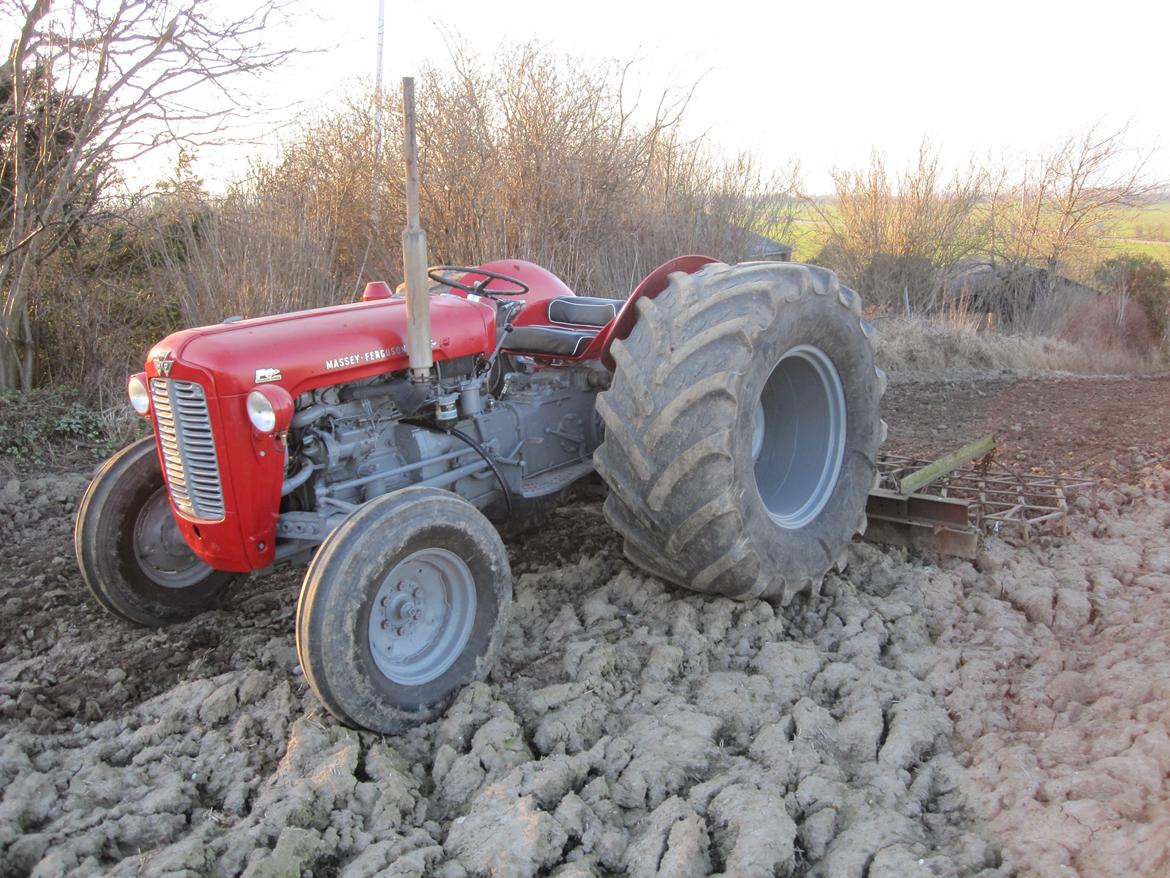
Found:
[866,447,1096,559]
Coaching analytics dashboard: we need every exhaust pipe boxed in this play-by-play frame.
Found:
[401,77,432,381]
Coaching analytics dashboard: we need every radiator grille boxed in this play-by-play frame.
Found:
[150,378,226,521]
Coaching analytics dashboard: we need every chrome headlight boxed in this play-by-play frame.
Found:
[246,390,277,432]
[246,385,294,435]
[128,375,150,415]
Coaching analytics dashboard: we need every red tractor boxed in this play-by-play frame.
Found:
[75,82,885,733]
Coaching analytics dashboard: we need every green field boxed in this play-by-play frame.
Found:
[1104,200,1170,265]
[765,199,1170,268]
[1100,237,1170,264]
[1112,200,1170,243]
[763,202,835,262]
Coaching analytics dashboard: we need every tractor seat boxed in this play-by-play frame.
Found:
[504,325,597,357]
[547,296,625,327]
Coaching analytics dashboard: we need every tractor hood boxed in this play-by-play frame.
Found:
[146,293,497,397]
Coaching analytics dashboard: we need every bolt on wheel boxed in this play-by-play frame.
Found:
[367,549,477,686]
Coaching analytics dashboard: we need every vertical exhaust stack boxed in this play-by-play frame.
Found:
[401,77,433,381]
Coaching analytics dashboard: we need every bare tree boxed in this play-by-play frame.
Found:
[175,44,795,316]
[812,144,986,313]
[0,0,292,392]
[987,125,1156,294]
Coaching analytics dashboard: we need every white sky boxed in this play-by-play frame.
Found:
[177,0,1168,194]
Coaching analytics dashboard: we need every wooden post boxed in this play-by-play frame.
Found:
[898,434,996,496]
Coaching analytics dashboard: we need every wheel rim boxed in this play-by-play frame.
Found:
[752,345,847,529]
[367,548,477,687]
[133,487,212,588]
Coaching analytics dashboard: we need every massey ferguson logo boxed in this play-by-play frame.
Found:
[323,340,438,371]
[154,352,175,376]
[255,367,282,384]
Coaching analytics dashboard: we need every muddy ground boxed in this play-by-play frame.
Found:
[882,372,1170,483]
[1,373,1168,878]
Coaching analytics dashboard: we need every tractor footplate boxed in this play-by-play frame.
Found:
[517,460,595,498]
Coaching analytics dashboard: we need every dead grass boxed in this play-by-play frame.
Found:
[874,315,1161,376]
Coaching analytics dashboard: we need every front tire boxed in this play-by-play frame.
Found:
[295,487,512,733]
[594,261,886,604]
[74,437,239,626]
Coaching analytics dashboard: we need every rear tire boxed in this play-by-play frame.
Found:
[594,261,886,603]
[74,437,239,626]
[296,487,512,733]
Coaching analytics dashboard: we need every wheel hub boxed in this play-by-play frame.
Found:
[368,549,476,686]
[752,345,847,529]
[380,586,425,634]
[133,488,210,589]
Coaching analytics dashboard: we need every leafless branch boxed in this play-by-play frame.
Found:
[0,0,295,391]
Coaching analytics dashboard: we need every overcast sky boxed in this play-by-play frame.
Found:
[182,0,1167,194]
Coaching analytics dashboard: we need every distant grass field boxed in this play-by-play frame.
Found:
[1100,237,1170,264]
[764,199,1170,268]
[1104,200,1170,265]
[764,202,834,262]
[1112,200,1170,242]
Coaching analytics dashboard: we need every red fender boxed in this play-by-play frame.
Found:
[581,254,718,370]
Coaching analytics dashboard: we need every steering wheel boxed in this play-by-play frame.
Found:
[428,266,529,296]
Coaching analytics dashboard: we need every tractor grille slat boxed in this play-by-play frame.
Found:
[150,378,225,521]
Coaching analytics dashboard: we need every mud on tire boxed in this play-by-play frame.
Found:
[594,261,887,603]
[295,487,512,733]
[74,437,239,626]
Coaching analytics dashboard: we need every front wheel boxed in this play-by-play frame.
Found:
[295,487,512,733]
[74,437,239,626]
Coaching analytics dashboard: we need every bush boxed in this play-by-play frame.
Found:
[1057,294,1159,359]
[812,147,985,313]
[1094,253,1170,342]
[0,385,147,468]
[28,221,184,394]
[19,44,795,395]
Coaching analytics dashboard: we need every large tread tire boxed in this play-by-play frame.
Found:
[296,487,512,733]
[594,261,887,604]
[74,437,240,626]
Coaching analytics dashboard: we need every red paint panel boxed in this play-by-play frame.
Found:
[151,292,497,399]
[144,358,282,572]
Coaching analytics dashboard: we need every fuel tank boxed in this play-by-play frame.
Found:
[147,292,497,398]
